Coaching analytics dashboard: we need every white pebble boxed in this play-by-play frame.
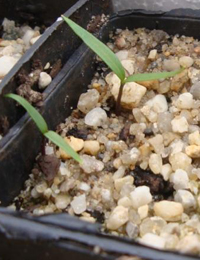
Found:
[169,152,192,171]
[115,50,128,61]
[185,145,200,158]
[83,140,100,155]
[80,154,104,174]
[0,56,18,78]
[71,194,87,214]
[114,176,134,192]
[30,35,41,45]
[55,194,70,209]
[118,196,132,207]
[188,131,200,146]
[111,81,146,109]
[170,169,189,190]
[138,205,149,220]
[154,201,183,221]
[171,117,189,133]
[149,153,162,174]
[174,190,196,211]
[140,233,166,249]
[85,107,107,127]
[179,56,194,68]
[130,186,152,209]
[161,164,172,181]
[163,59,180,71]
[175,93,194,109]
[148,49,157,60]
[22,29,35,46]
[79,182,91,192]
[38,72,52,89]
[121,59,135,75]
[78,89,99,114]
[106,206,129,230]
[176,235,200,254]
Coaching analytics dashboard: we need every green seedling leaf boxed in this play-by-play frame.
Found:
[62,15,125,82]
[44,131,82,163]
[125,68,184,83]
[5,93,48,134]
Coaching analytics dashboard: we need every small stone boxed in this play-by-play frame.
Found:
[79,182,91,192]
[83,140,100,155]
[170,70,189,92]
[148,49,157,60]
[190,82,200,100]
[179,56,194,68]
[138,205,149,220]
[111,81,146,109]
[55,194,70,209]
[115,50,128,61]
[185,145,200,158]
[115,37,126,49]
[161,164,172,181]
[71,194,87,214]
[171,117,189,133]
[140,233,166,249]
[30,35,41,45]
[175,93,194,109]
[80,154,104,174]
[59,136,84,160]
[107,206,129,230]
[188,131,200,146]
[149,134,164,154]
[114,176,134,192]
[170,169,189,190]
[158,80,170,94]
[85,107,107,127]
[22,29,35,46]
[0,56,18,78]
[31,188,40,199]
[38,72,52,89]
[176,235,200,254]
[126,221,139,239]
[174,190,196,211]
[157,112,173,133]
[78,89,99,114]
[101,188,111,202]
[118,196,132,207]
[121,60,135,75]
[120,147,141,166]
[154,201,183,221]
[35,181,48,194]
[169,152,192,171]
[140,217,167,236]
[149,153,162,174]
[163,59,180,71]
[130,186,152,209]
[147,94,168,113]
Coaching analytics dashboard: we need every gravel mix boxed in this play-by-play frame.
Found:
[11,27,200,254]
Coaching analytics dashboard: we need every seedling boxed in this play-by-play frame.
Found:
[5,94,82,163]
[62,16,183,113]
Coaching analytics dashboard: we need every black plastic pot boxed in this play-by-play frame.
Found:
[1,4,200,260]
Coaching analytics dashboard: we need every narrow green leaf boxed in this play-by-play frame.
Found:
[125,68,184,83]
[62,15,125,82]
[44,130,82,163]
[5,93,48,134]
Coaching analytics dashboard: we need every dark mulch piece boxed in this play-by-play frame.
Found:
[0,116,10,136]
[50,59,62,78]
[119,122,132,141]
[130,166,174,199]
[66,127,88,140]
[88,209,105,224]
[38,154,60,182]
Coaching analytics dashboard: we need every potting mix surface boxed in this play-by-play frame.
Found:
[11,27,200,254]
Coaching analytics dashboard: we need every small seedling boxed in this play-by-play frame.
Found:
[62,16,183,113]
[5,94,82,163]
